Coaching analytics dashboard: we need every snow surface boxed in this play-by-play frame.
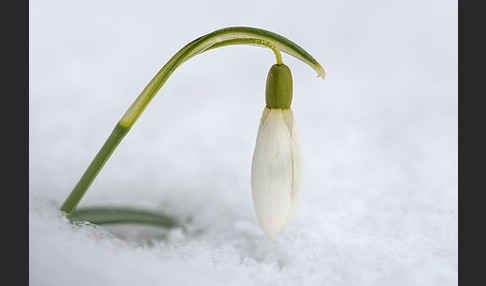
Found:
[30,0,457,285]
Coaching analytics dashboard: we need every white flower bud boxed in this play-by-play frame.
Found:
[251,107,301,237]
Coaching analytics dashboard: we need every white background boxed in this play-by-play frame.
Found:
[30,0,457,285]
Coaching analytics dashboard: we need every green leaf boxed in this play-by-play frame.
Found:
[68,206,177,228]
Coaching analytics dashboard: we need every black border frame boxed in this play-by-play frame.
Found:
[2,0,29,285]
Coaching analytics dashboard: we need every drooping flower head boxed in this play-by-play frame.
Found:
[251,64,302,237]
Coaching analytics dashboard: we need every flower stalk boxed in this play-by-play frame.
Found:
[61,125,129,213]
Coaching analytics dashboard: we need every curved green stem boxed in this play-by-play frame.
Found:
[204,38,283,64]
[118,26,325,128]
[68,206,177,228]
[60,26,325,214]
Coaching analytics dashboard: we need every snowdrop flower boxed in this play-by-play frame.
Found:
[251,64,302,237]
[60,27,325,239]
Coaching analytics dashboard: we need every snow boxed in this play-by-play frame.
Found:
[29,0,457,285]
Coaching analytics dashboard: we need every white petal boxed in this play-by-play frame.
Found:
[282,109,302,222]
[251,107,301,237]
